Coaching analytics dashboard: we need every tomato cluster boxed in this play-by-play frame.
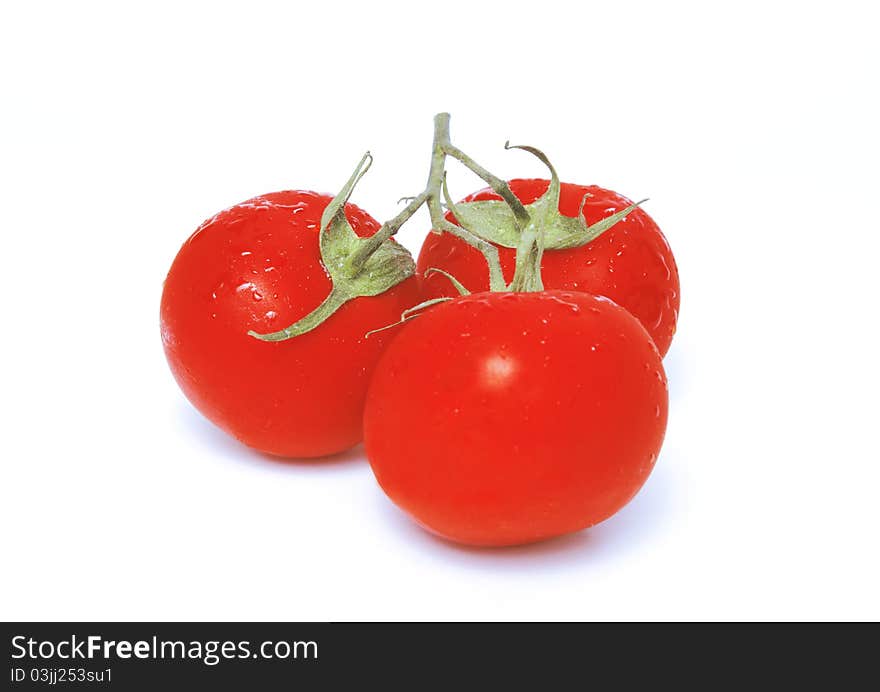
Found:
[160,115,678,547]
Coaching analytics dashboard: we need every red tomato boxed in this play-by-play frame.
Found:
[364,290,668,546]
[161,191,422,458]
[417,179,680,356]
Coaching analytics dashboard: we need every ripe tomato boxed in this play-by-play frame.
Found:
[417,179,680,356]
[161,191,422,458]
[364,290,668,546]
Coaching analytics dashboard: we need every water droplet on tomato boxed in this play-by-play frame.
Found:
[265,310,277,321]
[544,294,581,314]
[657,250,672,280]
[253,291,263,301]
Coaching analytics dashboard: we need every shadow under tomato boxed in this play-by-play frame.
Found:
[662,340,687,403]
[175,399,366,470]
[373,455,678,568]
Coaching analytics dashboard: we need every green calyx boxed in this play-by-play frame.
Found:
[249,113,648,341]
[249,153,416,342]
[449,142,646,254]
[426,121,646,295]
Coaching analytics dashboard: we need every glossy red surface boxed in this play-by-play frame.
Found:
[364,290,668,546]
[161,191,422,458]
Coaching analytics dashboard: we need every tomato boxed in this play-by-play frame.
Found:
[417,179,680,356]
[364,290,668,546]
[161,191,422,458]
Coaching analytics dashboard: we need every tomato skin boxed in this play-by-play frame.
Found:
[364,290,668,546]
[417,179,680,356]
[161,191,422,458]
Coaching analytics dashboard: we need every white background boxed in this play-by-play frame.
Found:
[2,1,878,621]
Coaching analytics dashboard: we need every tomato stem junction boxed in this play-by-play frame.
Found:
[249,113,645,341]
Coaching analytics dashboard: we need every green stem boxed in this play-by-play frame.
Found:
[336,113,528,294]
[364,297,453,338]
[345,190,428,275]
[505,141,561,218]
[341,115,510,291]
[423,267,470,296]
[427,115,508,291]
[248,286,350,341]
[439,136,530,227]
[504,143,558,292]
[508,227,545,292]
